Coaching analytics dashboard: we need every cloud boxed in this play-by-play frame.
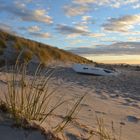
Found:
[102,14,140,33]
[55,24,105,38]
[133,3,140,8]
[82,16,92,22]
[66,34,81,38]
[73,0,107,5]
[55,24,88,35]
[64,0,140,17]
[0,1,53,24]
[75,24,89,31]
[73,0,139,8]
[72,21,91,32]
[69,42,140,55]
[89,33,105,37]
[74,16,93,26]
[29,32,52,38]
[28,26,41,32]
[127,37,140,42]
[0,22,51,39]
[70,39,83,45]
[71,16,94,35]
[99,38,117,43]
[18,25,51,38]
[0,23,17,34]
[25,0,33,3]
[64,4,91,16]
[63,0,140,17]
[34,9,46,16]
[14,1,26,9]
[0,23,12,32]
[18,25,41,32]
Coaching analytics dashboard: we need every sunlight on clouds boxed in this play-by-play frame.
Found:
[82,16,92,22]
[75,24,89,31]
[89,33,105,37]
[127,37,140,42]
[29,32,52,38]
[0,2,53,24]
[14,1,26,9]
[0,23,16,34]
[103,14,140,33]
[32,9,53,24]
[34,9,46,16]
[56,24,105,39]
[73,0,139,8]
[66,34,80,38]
[28,25,41,32]
[70,39,83,45]
[133,3,140,8]
[64,4,91,16]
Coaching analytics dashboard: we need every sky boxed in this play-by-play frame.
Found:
[0,0,140,64]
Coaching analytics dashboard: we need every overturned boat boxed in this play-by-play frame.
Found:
[72,64,116,76]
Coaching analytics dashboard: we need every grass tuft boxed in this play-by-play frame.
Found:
[54,93,87,133]
[1,62,62,127]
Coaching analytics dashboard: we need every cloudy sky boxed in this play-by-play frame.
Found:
[0,0,140,64]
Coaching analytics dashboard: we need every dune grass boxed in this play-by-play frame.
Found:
[1,63,60,126]
[54,93,87,133]
[0,56,119,139]
[0,30,92,65]
[0,60,87,130]
[96,117,115,140]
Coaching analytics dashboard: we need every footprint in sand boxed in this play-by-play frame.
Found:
[95,111,106,115]
[126,115,140,123]
[65,133,80,140]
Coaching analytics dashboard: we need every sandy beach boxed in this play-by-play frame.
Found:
[0,65,140,140]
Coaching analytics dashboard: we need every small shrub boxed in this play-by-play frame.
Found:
[0,48,4,55]
[0,39,6,48]
[0,58,5,66]
[21,49,33,63]
[54,93,87,133]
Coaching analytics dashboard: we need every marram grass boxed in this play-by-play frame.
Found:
[2,63,61,126]
[0,63,120,139]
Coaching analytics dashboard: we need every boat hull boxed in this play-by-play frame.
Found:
[72,64,116,76]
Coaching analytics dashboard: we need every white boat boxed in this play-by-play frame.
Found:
[72,64,116,76]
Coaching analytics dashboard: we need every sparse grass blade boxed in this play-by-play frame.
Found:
[54,92,87,133]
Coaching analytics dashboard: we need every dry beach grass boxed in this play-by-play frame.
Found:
[0,62,131,140]
[0,30,92,66]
